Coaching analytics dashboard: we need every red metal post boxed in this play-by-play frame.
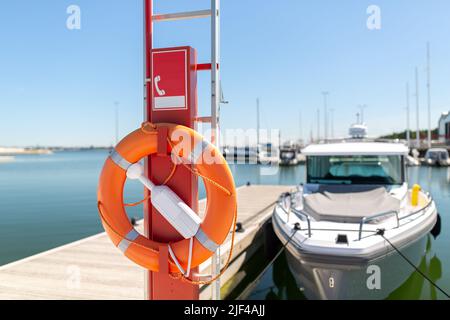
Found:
[144,0,200,300]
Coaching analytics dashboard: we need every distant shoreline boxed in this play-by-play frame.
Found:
[0,146,111,156]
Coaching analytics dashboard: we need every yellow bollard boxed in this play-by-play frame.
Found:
[411,184,421,206]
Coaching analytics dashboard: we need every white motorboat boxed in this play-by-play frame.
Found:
[279,141,304,166]
[280,147,299,166]
[422,148,450,167]
[272,141,438,299]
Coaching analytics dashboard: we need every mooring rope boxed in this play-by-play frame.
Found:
[376,228,450,299]
[237,223,300,300]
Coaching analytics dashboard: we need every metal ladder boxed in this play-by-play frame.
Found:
[145,0,224,300]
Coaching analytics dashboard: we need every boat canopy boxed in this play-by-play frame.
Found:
[303,187,401,223]
[302,142,408,156]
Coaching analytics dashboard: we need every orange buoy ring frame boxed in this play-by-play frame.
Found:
[97,122,237,281]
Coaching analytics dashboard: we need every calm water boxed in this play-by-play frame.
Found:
[0,151,448,300]
[0,150,303,266]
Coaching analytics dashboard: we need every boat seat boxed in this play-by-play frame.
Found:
[303,187,400,223]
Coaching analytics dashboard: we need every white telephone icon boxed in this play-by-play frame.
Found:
[154,75,166,96]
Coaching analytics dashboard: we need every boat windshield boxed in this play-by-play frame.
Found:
[307,155,404,185]
[281,151,295,160]
[426,151,448,160]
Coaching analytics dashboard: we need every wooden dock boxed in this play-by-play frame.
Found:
[0,185,293,300]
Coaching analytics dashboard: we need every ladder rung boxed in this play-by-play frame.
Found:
[197,63,212,71]
[195,116,212,123]
[153,10,211,23]
[196,63,220,71]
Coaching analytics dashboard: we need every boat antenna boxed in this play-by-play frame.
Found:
[256,98,260,152]
[415,67,420,148]
[322,91,329,141]
[329,108,335,139]
[426,42,432,148]
[358,104,368,124]
[406,82,411,147]
[316,108,321,142]
[299,110,302,144]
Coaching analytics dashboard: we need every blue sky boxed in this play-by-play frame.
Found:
[1,0,450,147]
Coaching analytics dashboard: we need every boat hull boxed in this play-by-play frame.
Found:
[283,234,428,300]
[272,204,437,299]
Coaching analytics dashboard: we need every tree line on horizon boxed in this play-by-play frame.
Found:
[379,128,439,140]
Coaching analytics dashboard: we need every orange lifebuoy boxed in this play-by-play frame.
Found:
[97,122,237,277]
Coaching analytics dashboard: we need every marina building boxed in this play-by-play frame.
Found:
[438,111,450,144]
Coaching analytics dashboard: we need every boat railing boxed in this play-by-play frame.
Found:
[398,195,434,222]
[358,195,434,240]
[276,198,312,238]
[277,193,434,241]
[358,211,400,240]
[291,208,312,238]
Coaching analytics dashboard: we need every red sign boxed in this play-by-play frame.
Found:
[152,49,188,111]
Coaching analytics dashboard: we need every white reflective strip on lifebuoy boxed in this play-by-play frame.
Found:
[188,140,210,164]
[118,229,140,253]
[168,237,194,277]
[110,149,132,171]
[168,244,186,275]
[195,227,219,252]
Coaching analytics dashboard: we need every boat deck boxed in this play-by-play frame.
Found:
[0,184,293,300]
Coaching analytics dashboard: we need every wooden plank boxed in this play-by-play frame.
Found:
[0,185,293,300]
